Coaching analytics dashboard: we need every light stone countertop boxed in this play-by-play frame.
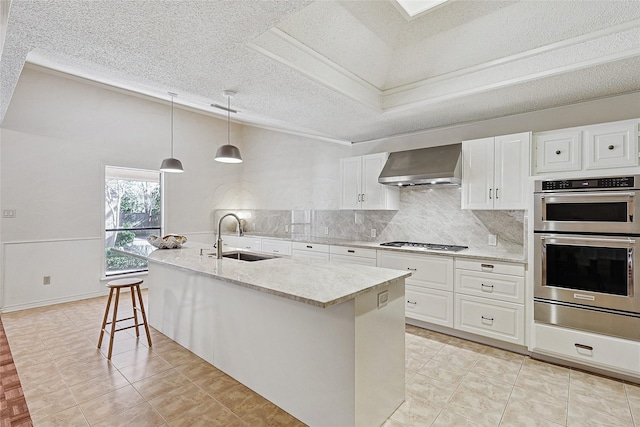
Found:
[147,242,411,308]
[224,234,527,264]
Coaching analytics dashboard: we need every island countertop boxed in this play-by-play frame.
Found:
[147,242,411,308]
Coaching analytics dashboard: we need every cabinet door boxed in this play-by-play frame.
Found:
[494,132,530,210]
[585,121,638,170]
[462,137,494,209]
[340,156,362,209]
[361,153,387,210]
[534,131,581,173]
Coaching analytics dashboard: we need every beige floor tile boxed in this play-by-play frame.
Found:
[213,383,273,418]
[79,384,146,425]
[406,373,459,407]
[390,397,442,426]
[118,353,174,383]
[405,353,429,372]
[431,351,478,371]
[381,419,405,427]
[502,393,567,426]
[515,366,569,400]
[147,382,213,422]
[12,348,54,372]
[27,387,78,422]
[152,341,202,367]
[68,369,130,404]
[32,405,88,427]
[508,386,567,421]
[15,364,60,389]
[431,407,486,427]
[193,371,241,398]
[108,345,155,370]
[174,358,226,383]
[455,372,513,402]
[446,385,509,426]
[418,357,468,385]
[132,368,192,401]
[568,388,633,425]
[567,401,634,427]
[241,399,305,427]
[21,369,67,401]
[57,357,116,386]
[167,398,245,427]
[569,369,627,399]
[91,401,166,427]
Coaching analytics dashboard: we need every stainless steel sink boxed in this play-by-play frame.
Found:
[220,251,277,262]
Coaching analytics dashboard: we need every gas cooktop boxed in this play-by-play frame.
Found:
[380,241,468,252]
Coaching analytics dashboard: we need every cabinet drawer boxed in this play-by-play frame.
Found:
[261,239,292,256]
[329,254,376,266]
[292,242,329,253]
[534,323,640,374]
[406,285,453,328]
[222,235,261,252]
[455,258,524,276]
[329,246,377,259]
[455,294,524,345]
[378,251,453,291]
[292,250,330,261]
[455,269,524,304]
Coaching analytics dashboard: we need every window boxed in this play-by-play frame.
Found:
[105,166,161,276]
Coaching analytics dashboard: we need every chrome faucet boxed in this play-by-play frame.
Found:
[216,213,244,259]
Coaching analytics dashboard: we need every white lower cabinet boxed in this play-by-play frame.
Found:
[455,294,524,345]
[454,258,526,345]
[378,251,454,326]
[534,323,640,375]
[406,285,453,327]
[261,238,292,256]
[329,246,377,266]
[291,242,330,261]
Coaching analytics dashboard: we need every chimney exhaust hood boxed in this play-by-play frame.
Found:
[378,144,462,186]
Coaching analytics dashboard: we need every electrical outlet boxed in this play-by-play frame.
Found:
[324,226,329,235]
[488,234,498,246]
[2,209,15,218]
[285,224,289,232]
[43,276,51,285]
[377,290,389,309]
[370,228,377,238]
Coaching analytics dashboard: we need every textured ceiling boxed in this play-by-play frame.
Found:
[1,0,640,143]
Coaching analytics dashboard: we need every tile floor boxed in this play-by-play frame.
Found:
[1,291,640,427]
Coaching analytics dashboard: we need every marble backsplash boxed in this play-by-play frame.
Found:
[215,186,525,255]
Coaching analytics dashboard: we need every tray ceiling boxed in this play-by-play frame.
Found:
[1,0,640,143]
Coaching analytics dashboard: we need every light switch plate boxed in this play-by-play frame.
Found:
[488,234,497,246]
[377,290,388,309]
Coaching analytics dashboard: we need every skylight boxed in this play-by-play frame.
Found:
[394,0,449,17]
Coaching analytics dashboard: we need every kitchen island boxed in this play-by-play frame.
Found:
[146,243,410,427]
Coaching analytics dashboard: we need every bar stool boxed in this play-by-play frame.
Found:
[98,278,152,359]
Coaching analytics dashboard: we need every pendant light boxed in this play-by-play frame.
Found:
[160,92,184,173]
[215,90,243,163]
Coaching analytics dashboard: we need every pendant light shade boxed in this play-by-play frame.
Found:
[160,93,184,173]
[215,90,243,164]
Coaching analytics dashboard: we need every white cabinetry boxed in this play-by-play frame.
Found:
[221,235,261,252]
[330,245,377,266]
[340,153,399,210]
[261,238,292,256]
[534,323,640,376]
[533,119,639,175]
[291,242,330,261]
[454,259,525,345]
[462,132,530,210]
[378,251,454,327]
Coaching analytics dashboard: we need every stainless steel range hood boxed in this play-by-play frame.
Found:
[378,144,462,186]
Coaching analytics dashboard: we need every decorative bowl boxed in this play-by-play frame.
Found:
[147,234,187,249]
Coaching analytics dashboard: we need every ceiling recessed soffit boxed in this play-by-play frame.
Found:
[249,18,640,114]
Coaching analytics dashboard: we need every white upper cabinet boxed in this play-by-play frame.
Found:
[340,152,399,210]
[532,119,639,175]
[462,132,530,210]
[584,121,638,170]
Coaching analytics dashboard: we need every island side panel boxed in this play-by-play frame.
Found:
[212,278,357,427]
[355,278,406,427]
[147,263,215,364]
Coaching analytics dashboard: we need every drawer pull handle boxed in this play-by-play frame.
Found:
[481,283,494,290]
[556,150,561,155]
[407,268,417,271]
[608,145,615,150]
[575,343,593,351]
[407,300,417,305]
[347,250,355,253]
[306,245,313,249]
[273,250,279,253]
[481,264,494,269]
[481,316,494,322]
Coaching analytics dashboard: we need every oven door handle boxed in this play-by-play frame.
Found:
[541,192,636,199]
[540,235,636,245]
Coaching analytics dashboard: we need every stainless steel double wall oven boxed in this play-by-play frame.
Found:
[534,175,640,341]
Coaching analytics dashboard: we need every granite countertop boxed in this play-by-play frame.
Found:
[222,234,527,264]
[147,242,411,309]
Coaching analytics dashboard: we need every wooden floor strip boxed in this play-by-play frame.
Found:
[0,318,32,427]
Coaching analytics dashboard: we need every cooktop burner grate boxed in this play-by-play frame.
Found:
[380,241,468,252]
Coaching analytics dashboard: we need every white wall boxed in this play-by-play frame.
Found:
[0,66,244,310]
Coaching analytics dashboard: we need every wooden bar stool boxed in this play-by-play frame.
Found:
[98,278,152,359]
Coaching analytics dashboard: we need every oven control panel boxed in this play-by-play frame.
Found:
[539,176,636,191]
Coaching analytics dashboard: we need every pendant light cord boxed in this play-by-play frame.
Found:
[170,95,175,157]
[227,95,231,146]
